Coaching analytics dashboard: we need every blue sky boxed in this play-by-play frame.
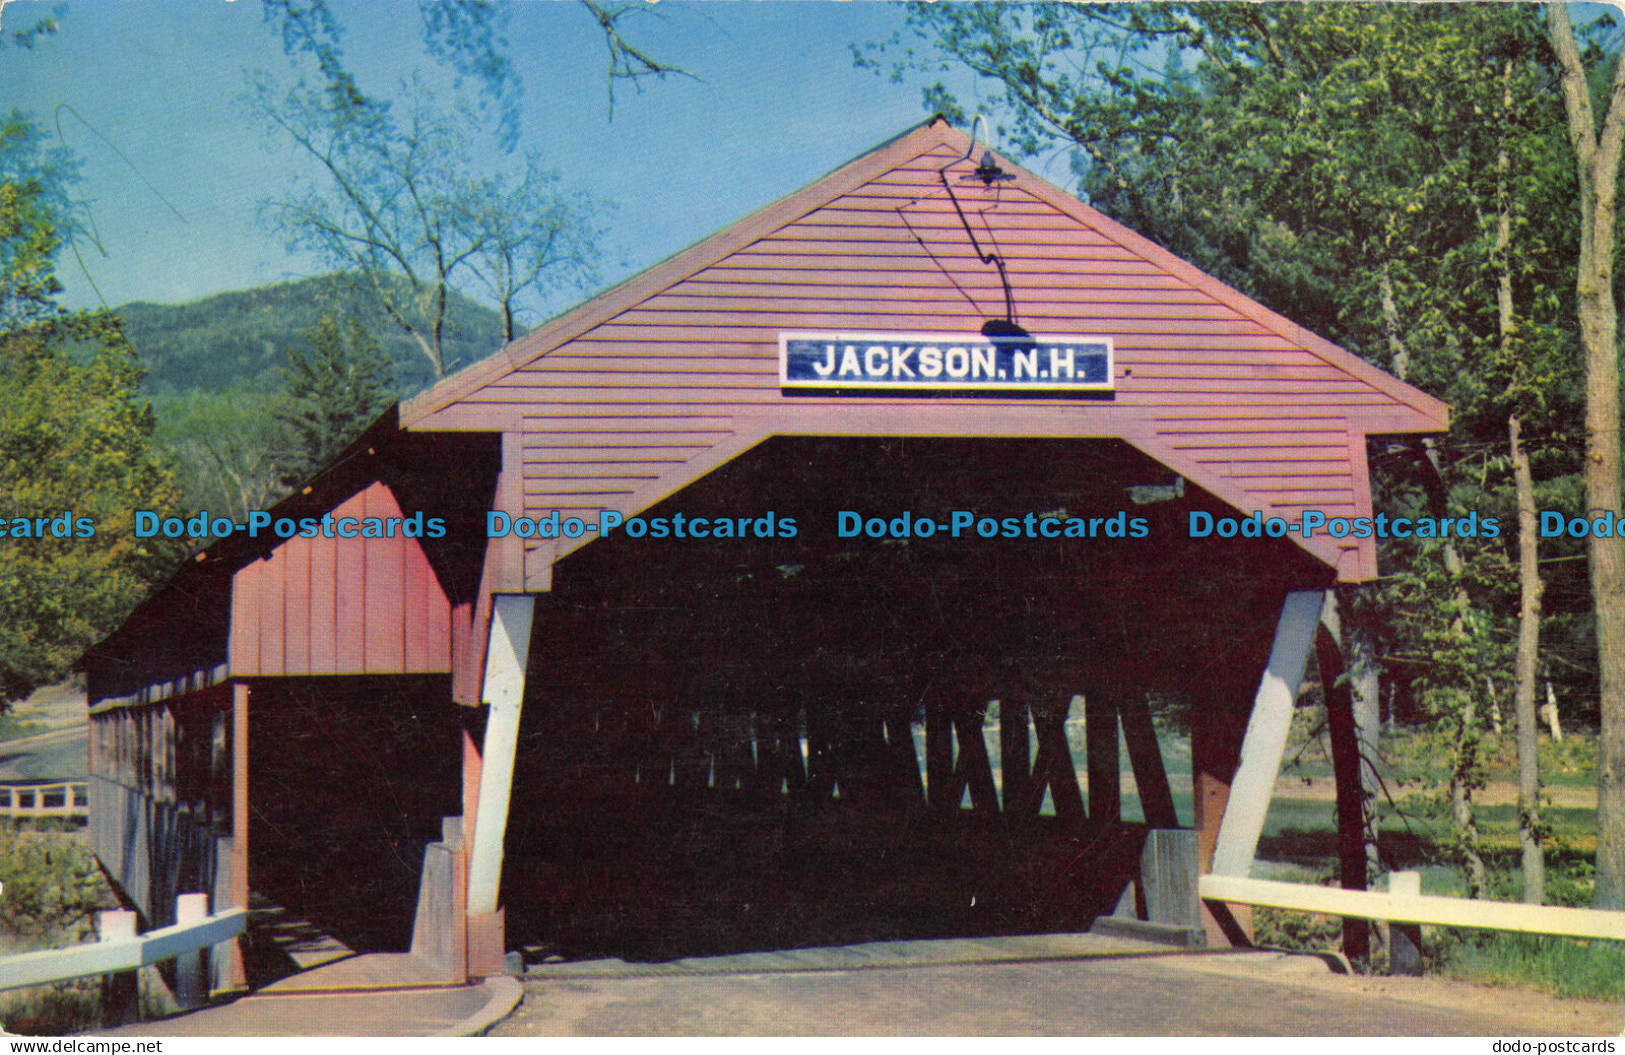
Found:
[1,1,1050,315]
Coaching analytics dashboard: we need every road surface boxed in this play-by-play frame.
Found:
[494,936,1624,1036]
[0,725,88,781]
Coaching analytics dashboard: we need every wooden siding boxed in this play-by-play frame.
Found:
[405,121,1448,583]
[229,481,452,676]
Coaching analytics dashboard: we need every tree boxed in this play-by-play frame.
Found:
[462,163,602,344]
[1546,2,1625,909]
[880,3,1585,905]
[252,87,510,378]
[156,389,286,522]
[274,315,393,487]
[0,112,179,706]
[259,0,690,137]
[253,0,680,375]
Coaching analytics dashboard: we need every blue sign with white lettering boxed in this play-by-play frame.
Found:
[779,332,1114,393]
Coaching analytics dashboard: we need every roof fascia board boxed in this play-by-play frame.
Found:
[406,119,1447,437]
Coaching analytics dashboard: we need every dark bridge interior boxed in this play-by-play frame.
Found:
[499,437,1322,961]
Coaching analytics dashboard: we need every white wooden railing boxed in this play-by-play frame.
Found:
[0,894,247,1004]
[1202,871,1625,941]
[0,782,88,819]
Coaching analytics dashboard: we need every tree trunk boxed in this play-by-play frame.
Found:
[1452,693,1488,899]
[1498,87,1545,903]
[1387,260,1490,899]
[1548,2,1625,908]
[1378,265,1409,381]
[1511,413,1546,904]
[1543,672,1564,743]
[1348,621,1383,881]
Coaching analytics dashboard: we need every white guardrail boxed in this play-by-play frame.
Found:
[1202,871,1625,942]
[0,896,247,993]
[0,782,88,819]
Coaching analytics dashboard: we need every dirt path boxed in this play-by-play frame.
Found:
[1252,774,1596,810]
[1107,771,1598,811]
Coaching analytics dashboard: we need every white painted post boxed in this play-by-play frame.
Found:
[466,594,536,916]
[173,893,209,1008]
[98,909,138,943]
[1387,869,1425,974]
[1210,589,1325,878]
[99,909,139,1027]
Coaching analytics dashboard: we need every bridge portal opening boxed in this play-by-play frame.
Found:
[500,436,1320,960]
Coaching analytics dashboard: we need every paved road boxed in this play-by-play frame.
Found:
[496,940,1624,1036]
[0,725,87,781]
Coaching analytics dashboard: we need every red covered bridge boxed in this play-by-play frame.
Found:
[82,118,1447,988]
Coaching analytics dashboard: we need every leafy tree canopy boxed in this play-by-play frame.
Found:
[0,111,179,706]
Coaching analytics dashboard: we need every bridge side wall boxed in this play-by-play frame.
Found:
[88,684,234,928]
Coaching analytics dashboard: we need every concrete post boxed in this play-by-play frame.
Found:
[173,892,210,1009]
[99,909,139,1027]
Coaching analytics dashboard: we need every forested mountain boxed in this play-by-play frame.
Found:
[118,273,509,397]
[120,274,511,522]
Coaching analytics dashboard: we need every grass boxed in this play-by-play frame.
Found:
[0,713,47,741]
[1233,710,1625,999]
[0,823,125,1035]
[938,704,1622,1000]
[1435,931,1625,1002]
[0,981,104,1036]
[1,969,181,1035]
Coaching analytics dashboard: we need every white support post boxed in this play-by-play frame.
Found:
[1210,589,1325,878]
[466,594,536,917]
[99,909,139,1027]
[98,909,138,943]
[173,893,209,1009]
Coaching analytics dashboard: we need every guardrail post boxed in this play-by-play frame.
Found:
[98,909,139,1027]
[210,835,248,993]
[173,893,210,1008]
[1388,871,1424,975]
[1143,828,1203,940]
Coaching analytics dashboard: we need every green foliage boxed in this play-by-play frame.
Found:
[0,113,77,328]
[0,828,114,948]
[150,387,286,520]
[875,0,1625,917]
[0,979,103,1037]
[250,15,608,374]
[1437,930,1625,1002]
[274,315,394,487]
[130,275,502,516]
[874,11,1605,901]
[6,10,62,52]
[0,113,180,705]
[1253,905,1343,954]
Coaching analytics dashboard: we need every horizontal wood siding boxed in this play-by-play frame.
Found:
[409,123,1447,581]
[229,482,452,676]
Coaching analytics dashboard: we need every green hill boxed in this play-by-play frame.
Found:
[117,274,510,398]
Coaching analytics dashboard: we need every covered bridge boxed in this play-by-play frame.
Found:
[81,118,1447,987]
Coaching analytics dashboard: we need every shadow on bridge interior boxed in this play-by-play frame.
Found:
[248,674,467,954]
[235,438,1314,960]
[496,436,1315,962]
